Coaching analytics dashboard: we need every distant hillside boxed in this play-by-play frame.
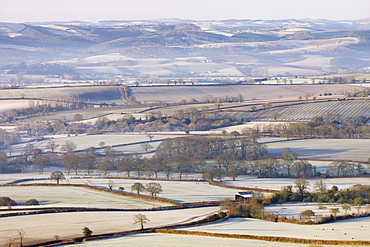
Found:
[1,19,370,76]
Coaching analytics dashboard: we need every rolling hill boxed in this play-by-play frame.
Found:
[0,19,370,78]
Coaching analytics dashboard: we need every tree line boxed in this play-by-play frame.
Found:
[249,115,370,138]
[1,136,369,181]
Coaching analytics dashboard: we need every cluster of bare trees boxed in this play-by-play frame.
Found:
[131,182,163,198]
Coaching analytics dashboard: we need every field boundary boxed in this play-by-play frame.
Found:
[209,181,279,193]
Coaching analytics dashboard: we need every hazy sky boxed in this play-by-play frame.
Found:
[1,0,369,23]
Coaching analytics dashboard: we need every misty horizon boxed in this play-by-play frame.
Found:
[1,0,369,23]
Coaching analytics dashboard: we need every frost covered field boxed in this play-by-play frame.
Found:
[265,138,370,162]
[221,176,370,191]
[18,178,239,203]
[265,202,367,219]
[0,186,170,209]
[61,217,370,247]
[62,233,330,247]
[0,100,30,113]
[10,133,183,155]
[183,217,370,241]
[0,207,219,245]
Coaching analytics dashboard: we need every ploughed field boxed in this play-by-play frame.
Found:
[229,99,370,121]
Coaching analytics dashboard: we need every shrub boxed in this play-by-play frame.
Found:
[218,211,227,218]
[0,197,17,206]
[25,199,39,206]
[82,227,92,237]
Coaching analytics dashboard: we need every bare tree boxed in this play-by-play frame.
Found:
[50,171,65,184]
[294,179,309,196]
[62,153,80,175]
[313,180,327,194]
[46,140,59,153]
[60,140,77,153]
[131,182,145,195]
[108,180,114,190]
[140,143,153,153]
[33,154,50,174]
[7,145,14,157]
[145,182,162,198]
[0,151,8,173]
[133,214,150,230]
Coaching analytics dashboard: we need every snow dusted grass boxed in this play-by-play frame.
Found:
[0,186,170,210]
[221,176,370,191]
[0,206,219,245]
[182,216,370,241]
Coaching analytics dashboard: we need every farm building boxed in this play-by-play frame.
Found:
[235,191,254,201]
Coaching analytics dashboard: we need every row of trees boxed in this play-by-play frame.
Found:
[2,136,368,180]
